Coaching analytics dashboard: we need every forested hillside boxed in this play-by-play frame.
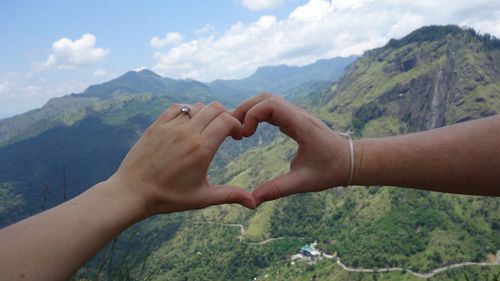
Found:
[0,25,499,280]
[120,25,500,281]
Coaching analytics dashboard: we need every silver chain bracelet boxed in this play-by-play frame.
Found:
[339,130,355,187]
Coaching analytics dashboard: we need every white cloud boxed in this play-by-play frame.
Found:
[150,32,183,48]
[195,24,215,37]
[0,82,9,94]
[133,66,148,72]
[2,54,109,118]
[38,34,110,70]
[461,11,500,37]
[0,71,89,118]
[93,68,108,78]
[152,0,500,82]
[240,0,283,10]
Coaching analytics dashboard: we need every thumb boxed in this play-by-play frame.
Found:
[206,184,256,209]
[251,170,306,207]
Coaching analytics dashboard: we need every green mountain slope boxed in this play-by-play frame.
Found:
[0,58,348,226]
[98,26,500,281]
[0,70,224,147]
[209,56,357,96]
[0,26,499,281]
[317,25,500,133]
[0,56,353,147]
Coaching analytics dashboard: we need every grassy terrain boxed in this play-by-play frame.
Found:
[2,26,500,281]
[114,26,500,280]
[259,258,500,281]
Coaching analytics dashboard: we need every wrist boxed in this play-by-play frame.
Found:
[339,132,355,187]
[327,131,352,187]
[350,138,375,186]
[97,176,153,222]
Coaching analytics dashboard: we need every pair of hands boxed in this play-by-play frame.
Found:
[110,93,351,216]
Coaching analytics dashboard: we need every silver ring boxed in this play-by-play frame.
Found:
[180,106,191,118]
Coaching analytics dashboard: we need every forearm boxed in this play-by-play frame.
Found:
[0,102,254,280]
[352,115,500,196]
[0,180,147,281]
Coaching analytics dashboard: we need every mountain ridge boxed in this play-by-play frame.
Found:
[156,24,500,280]
[0,55,354,225]
[209,56,356,95]
[0,25,499,280]
[0,57,353,147]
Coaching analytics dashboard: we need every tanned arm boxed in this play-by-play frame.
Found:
[0,102,255,281]
[354,115,500,196]
[232,93,500,206]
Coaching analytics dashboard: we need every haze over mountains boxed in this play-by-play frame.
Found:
[0,56,356,146]
[0,55,356,224]
[0,25,499,280]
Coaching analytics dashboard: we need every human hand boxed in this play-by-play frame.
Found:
[109,102,256,216]
[232,93,350,206]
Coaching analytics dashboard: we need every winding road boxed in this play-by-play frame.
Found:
[189,221,296,245]
[323,253,500,279]
[189,220,500,279]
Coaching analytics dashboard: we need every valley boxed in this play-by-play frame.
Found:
[0,25,499,281]
[188,220,500,279]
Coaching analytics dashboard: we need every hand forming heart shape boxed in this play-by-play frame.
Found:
[232,93,351,207]
[112,93,351,216]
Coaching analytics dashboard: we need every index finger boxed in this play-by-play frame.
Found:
[242,96,304,140]
[231,92,273,123]
[202,112,242,152]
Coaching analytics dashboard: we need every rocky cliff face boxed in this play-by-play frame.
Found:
[321,25,500,136]
[175,26,500,280]
[1,26,499,280]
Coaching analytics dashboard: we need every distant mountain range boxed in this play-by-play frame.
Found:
[78,56,356,101]
[206,25,500,280]
[209,56,356,96]
[0,56,356,147]
[0,25,499,281]
[0,55,356,222]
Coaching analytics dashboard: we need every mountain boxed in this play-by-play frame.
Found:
[80,69,171,98]
[0,57,354,147]
[209,56,356,96]
[1,25,500,281]
[196,25,500,280]
[0,57,351,225]
[315,25,500,134]
[110,25,499,280]
[79,69,236,102]
[0,70,217,148]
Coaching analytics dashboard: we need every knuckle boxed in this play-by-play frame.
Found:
[170,103,182,111]
[268,96,280,106]
[144,125,157,137]
[190,103,204,115]
[218,113,241,131]
[260,92,273,99]
[270,185,282,200]
[209,101,225,111]
[187,137,203,154]
[230,116,242,128]
[225,191,236,204]
[218,112,233,122]
[172,127,188,141]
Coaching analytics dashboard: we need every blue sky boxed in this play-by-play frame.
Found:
[1,0,500,118]
[0,0,304,77]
